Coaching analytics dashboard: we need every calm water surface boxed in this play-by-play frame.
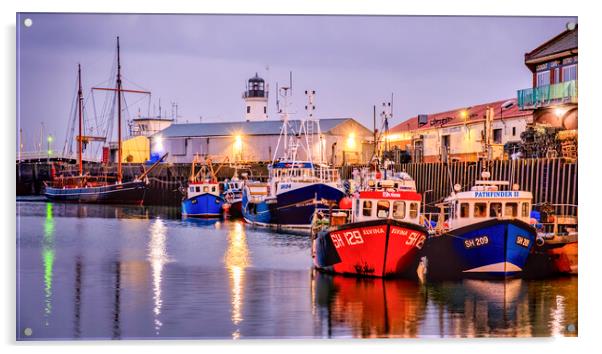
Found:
[16,202,578,340]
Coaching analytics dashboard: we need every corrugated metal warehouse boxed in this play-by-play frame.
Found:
[150,118,374,165]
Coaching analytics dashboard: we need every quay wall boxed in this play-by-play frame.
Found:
[17,158,577,208]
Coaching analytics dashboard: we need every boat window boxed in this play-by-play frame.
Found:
[505,202,518,217]
[377,201,390,218]
[489,202,502,217]
[409,202,418,219]
[362,200,372,216]
[393,201,405,219]
[212,186,216,192]
[521,202,530,217]
[474,203,487,217]
[355,199,360,218]
[203,186,209,193]
[189,187,195,193]
[460,203,470,218]
[195,186,201,193]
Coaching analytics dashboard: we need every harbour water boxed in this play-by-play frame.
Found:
[16,202,578,340]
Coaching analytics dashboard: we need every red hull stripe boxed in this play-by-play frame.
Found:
[359,191,421,201]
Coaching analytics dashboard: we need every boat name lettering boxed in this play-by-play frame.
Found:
[361,227,386,236]
[331,230,364,249]
[473,191,519,198]
[516,235,531,248]
[280,184,291,190]
[382,192,402,198]
[464,236,489,249]
[404,231,426,249]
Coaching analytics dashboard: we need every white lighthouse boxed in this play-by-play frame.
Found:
[243,73,268,121]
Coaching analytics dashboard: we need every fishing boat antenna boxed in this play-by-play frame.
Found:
[271,82,291,163]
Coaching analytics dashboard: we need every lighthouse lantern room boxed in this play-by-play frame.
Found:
[243,73,269,121]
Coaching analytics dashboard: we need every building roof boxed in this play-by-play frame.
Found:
[390,98,532,134]
[525,25,577,63]
[154,118,358,138]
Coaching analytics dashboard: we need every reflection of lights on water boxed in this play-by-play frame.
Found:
[148,218,169,335]
[224,222,250,339]
[42,203,55,326]
[550,294,566,337]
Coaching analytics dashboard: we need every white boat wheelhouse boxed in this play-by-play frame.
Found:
[350,178,422,225]
[186,182,221,199]
[445,179,533,230]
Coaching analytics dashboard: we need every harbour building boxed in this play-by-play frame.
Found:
[150,118,373,165]
[149,73,374,165]
[516,23,577,160]
[387,99,533,163]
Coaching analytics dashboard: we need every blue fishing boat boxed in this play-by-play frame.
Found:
[242,161,344,230]
[421,171,536,279]
[181,156,225,218]
[241,87,344,231]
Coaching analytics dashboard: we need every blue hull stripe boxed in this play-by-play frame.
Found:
[182,193,224,218]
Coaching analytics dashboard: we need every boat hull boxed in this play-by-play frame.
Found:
[44,180,146,205]
[225,199,243,218]
[312,219,428,278]
[182,193,224,218]
[423,219,536,279]
[242,183,345,230]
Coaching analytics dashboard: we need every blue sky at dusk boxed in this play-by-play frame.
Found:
[17,13,576,152]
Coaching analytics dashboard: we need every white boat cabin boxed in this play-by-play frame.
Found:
[269,160,341,195]
[445,179,533,230]
[244,181,274,203]
[187,182,221,199]
[351,187,422,225]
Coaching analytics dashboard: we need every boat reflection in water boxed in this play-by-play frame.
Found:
[426,279,527,337]
[224,221,250,339]
[312,271,578,337]
[311,271,426,338]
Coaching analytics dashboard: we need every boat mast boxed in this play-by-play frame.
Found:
[77,63,84,177]
[116,36,123,183]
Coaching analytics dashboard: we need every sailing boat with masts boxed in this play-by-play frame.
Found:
[44,37,165,204]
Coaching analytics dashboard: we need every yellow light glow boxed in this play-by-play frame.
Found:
[148,218,169,335]
[385,133,403,142]
[346,132,356,149]
[154,135,164,152]
[224,221,250,330]
[555,108,567,118]
[233,134,243,152]
[460,110,468,121]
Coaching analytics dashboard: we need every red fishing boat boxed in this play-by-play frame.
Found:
[311,174,428,277]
